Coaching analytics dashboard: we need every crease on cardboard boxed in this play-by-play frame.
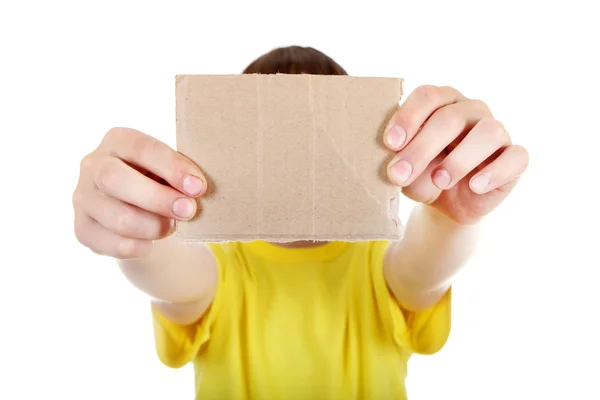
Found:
[310,77,383,210]
[308,74,316,236]
[306,75,385,232]
[315,112,383,207]
[255,75,264,236]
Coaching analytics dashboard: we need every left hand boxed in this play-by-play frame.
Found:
[384,85,529,225]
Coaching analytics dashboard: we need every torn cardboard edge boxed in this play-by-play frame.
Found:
[175,233,404,244]
[175,73,404,243]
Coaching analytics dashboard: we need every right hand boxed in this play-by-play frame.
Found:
[72,127,207,259]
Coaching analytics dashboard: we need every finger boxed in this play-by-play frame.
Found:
[101,128,206,198]
[85,191,173,240]
[431,117,511,190]
[401,152,445,204]
[386,99,492,187]
[75,213,153,259]
[94,156,198,220]
[384,85,468,151]
[468,144,529,194]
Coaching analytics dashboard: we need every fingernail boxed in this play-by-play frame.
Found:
[432,169,451,189]
[386,125,407,149]
[471,174,490,193]
[172,198,195,219]
[391,160,413,185]
[183,175,204,196]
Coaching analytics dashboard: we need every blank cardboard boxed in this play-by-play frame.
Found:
[175,73,403,242]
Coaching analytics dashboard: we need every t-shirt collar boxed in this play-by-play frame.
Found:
[242,240,349,263]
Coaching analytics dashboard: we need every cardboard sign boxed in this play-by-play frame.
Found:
[175,73,403,242]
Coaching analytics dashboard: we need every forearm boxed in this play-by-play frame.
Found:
[117,235,217,306]
[384,203,481,310]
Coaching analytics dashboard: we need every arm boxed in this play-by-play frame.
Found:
[382,85,529,312]
[384,203,480,311]
[73,127,219,326]
[118,235,218,325]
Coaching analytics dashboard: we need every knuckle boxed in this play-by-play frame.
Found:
[443,159,467,179]
[103,127,138,153]
[115,238,139,259]
[79,154,95,172]
[514,144,530,166]
[71,189,84,209]
[172,166,189,188]
[73,215,88,244]
[514,144,528,156]
[403,139,429,164]
[131,133,158,165]
[440,86,463,100]
[89,247,105,256]
[115,211,136,235]
[416,85,442,103]
[166,153,184,182]
[470,99,492,115]
[435,105,463,128]
[439,85,455,93]
[104,127,125,144]
[480,117,507,141]
[95,160,119,193]
[519,146,529,165]
[172,154,190,178]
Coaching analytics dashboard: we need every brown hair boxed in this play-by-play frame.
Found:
[242,45,348,76]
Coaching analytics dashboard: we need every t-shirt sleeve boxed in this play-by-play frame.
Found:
[150,243,227,368]
[371,240,452,356]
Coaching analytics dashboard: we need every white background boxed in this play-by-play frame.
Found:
[1,0,598,399]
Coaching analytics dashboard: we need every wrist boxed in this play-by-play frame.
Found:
[421,203,484,228]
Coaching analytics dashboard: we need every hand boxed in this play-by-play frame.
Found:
[384,85,529,225]
[72,127,207,259]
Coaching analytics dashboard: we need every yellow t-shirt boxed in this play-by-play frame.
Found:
[151,240,451,399]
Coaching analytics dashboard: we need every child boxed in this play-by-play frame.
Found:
[72,46,529,399]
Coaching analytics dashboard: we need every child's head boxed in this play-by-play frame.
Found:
[242,46,345,248]
[242,45,347,76]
